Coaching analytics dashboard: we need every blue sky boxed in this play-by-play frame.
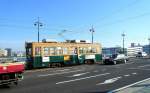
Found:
[0,0,150,51]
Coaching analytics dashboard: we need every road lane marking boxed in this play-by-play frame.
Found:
[110,77,150,93]
[56,73,110,84]
[56,69,70,72]
[139,69,150,70]
[128,68,140,70]
[115,67,121,68]
[124,74,130,77]
[93,70,98,72]
[132,73,137,75]
[115,62,134,66]
[69,72,90,77]
[97,76,122,85]
[125,62,134,65]
[108,62,134,68]
[128,68,137,69]
[102,69,106,71]
[38,70,83,77]
[138,65,150,68]
[128,68,150,71]
[25,68,70,73]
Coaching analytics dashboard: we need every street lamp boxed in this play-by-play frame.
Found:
[34,17,43,42]
[90,26,95,44]
[148,38,150,56]
[122,33,125,54]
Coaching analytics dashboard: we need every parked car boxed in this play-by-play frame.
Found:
[136,52,147,58]
[103,54,128,65]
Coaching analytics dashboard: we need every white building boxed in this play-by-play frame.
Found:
[0,49,7,57]
[127,43,143,57]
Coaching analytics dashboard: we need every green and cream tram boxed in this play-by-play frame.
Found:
[25,40,102,69]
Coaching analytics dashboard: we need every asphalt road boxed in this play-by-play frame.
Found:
[1,58,150,93]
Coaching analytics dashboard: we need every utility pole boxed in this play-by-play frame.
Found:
[90,26,95,44]
[34,17,43,42]
[148,38,150,56]
[122,32,125,54]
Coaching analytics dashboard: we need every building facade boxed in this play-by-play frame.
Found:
[143,45,150,54]
[127,43,144,57]
[0,49,7,57]
[5,48,12,57]
[102,47,122,56]
[127,46,143,57]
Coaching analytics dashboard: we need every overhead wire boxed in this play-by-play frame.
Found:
[0,0,145,39]
[55,0,142,37]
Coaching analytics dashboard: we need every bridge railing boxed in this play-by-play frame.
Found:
[0,57,26,63]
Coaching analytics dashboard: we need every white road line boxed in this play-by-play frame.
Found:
[93,70,99,72]
[128,68,138,70]
[128,68,150,71]
[113,62,134,67]
[69,72,90,77]
[140,69,150,71]
[38,70,83,77]
[110,77,150,93]
[56,73,110,84]
[56,69,70,72]
[124,74,130,77]
[138,65,150,68]
[25,68,70,73]
[102,69,106,71]
[132,73,137,75]
[115,67,121,68]
[97,76,122,85]
[125,62,134,65]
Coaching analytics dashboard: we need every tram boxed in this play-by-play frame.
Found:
[25,40,102,69]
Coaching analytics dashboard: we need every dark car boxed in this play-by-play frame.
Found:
[103,54,128,65]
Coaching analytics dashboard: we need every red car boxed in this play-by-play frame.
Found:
[0,63,24,86]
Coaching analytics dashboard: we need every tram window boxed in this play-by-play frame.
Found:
[26,48,31,56]
[49,47,55,55]
[83,48,87,54]
[44,47,49,56]
[56,47,62,55]
[92,48,97,53]
[79,48,83,54]
[63,48,68,55]
[70,48,77,55]
[88,47,92,53]
[35,47,41,56]
[74,48,78,54]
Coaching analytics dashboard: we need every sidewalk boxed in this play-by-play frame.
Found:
[114,78,150,93]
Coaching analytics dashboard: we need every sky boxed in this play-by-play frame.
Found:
[0,0,150,51]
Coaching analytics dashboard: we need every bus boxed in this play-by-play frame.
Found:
[25,40,102,69]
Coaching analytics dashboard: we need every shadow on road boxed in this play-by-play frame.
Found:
[0,85,11,89]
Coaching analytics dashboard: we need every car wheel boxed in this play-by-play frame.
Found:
[124,59,127,64]
[103,61,106,65]
[113,61,116,65]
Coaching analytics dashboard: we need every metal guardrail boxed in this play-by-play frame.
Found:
[0,57,26,63]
